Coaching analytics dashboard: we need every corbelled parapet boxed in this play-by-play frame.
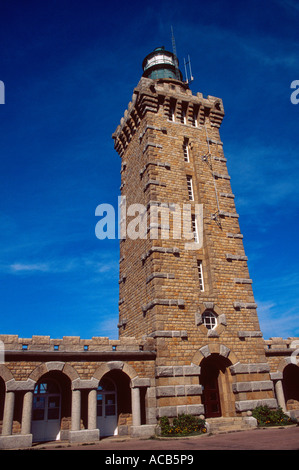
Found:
[112,77,224,157]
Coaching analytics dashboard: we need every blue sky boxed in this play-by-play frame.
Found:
[0,0,298,340]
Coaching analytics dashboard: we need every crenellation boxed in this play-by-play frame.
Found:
[0,334,147,353]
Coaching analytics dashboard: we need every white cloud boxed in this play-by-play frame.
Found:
[241,40,298,69]
[92,317,119,341]
[276,0,299,13]
[227,142,299,217]
[9,262,50,273]
[7,260,73,274]
[4,251,119,278]
[257,300,299,339]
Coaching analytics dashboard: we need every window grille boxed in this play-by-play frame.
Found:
[197,260,204,291]
[202,310,217,330]
[183,142,189,162]
[187,175,194,200]
[192,214,199,243]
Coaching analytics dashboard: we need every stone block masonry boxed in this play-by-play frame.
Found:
[113,77,266,362]
[1,48,298,449]
[112,72,281,421]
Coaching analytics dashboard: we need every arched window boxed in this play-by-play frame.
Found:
[97,377,116,417]
[97,376,118,436]
[33,379,61,421]
[202,310,217,330]
[98,377,115,392]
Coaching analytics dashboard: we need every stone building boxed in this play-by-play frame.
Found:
[0,47,298,449]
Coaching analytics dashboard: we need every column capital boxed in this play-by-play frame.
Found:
[131,377,151,388]
[72,378,98,390]
[6,378,36,392]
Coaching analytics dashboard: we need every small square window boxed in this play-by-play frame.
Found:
[54,345,59,351]
[22,344,28,350]
[84,345,89,351]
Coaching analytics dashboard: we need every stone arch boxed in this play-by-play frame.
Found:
[123,363,139,380]
[191,344,238,418]
[0,364,14,383]
[29,361,79,383]
[282,363,299,412]
[62,363,80,382]
[277,357,298,374]
[191,343,239,367]
[30,366,73,443]
[275,357,299,414]
[93,361,138,383]
[93,361,139,435]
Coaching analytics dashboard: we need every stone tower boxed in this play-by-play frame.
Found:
[0,49,297,451]
[112,47,277,419]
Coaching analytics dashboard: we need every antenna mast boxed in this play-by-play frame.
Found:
[171,26,181,80]
[183,55,194,84]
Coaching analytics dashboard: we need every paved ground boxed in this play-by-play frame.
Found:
[31,425,299,451]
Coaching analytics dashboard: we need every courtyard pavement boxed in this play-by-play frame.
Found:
[30,425,299,451]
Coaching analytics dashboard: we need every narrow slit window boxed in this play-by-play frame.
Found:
[187,175,194,201]
[197,260,204,291]
[192,214,199,243]
[183,141,189,162]
[181,103,188,124]
[169,99,176,121]
[192,105,198,127]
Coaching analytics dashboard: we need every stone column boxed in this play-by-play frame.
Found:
[131,386,141,426]
[69,380,99,444]
[71,389,81,431]
[2,391,15,436]
[21,390,34,435]
[275,380,287,412]
[88,389,97,430]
